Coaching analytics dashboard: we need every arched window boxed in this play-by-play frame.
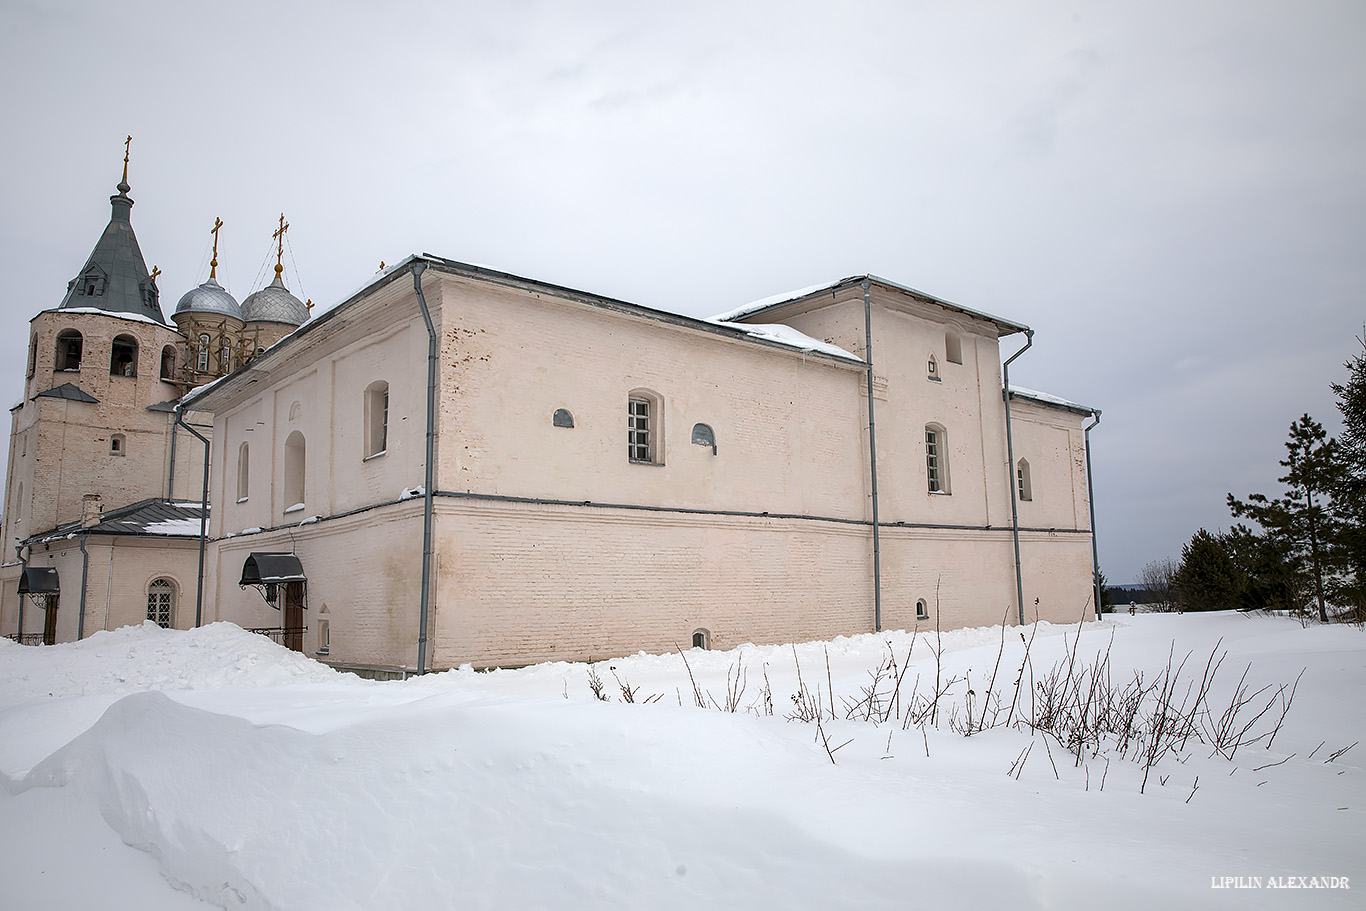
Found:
[628,389,663,464]
[27,334,36,378]
[690,423,717,455]
[552,408,575,428]
[147,578,175,628]
[197,334,211,372]
[55,329,83,371]
[284,431,306,509]
[945,332,963,365]
[927,354,940,381]
[692,629,710,649]
[110,334,138,377]
[160,345,176,381]
[110,433,126,455]
[220,337,233,374]
[237,442,250,502]
[364,381,389,458]
[1017,458,1033,501]
[916,599,929,621]
[925,423,950,494]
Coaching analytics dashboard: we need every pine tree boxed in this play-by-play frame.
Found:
[1228,415,1340,622]
[1176,528,1243,611]
[1330,332,1366,616]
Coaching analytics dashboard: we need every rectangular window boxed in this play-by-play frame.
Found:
[926,429,942,492]
[628,398,651,462]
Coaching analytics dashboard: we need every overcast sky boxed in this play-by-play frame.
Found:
[2,0,1362,583]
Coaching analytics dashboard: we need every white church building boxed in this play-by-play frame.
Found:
[1,155,1102,673]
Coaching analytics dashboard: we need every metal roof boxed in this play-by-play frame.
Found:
[34,382,99,404]
[174,276,243,320]
[240,552,306,585]
[28,498,206,544]
[18,566,60,594]
[56,177,167,325]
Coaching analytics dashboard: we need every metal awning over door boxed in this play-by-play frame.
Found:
[239,553,306,585]
[17,567,60,593]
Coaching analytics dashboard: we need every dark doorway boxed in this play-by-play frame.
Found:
[41,594,58,645]
[284,581,305,652]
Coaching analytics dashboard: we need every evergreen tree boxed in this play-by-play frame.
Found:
[1330,333,1366,617]
[1228,415,1340,622]
[1176,528,1243,611]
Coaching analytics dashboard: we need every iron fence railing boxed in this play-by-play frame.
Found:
[245,626,307,647]
[4,633,45,646]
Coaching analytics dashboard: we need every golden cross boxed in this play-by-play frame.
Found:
[209,218,224,278]
[378,261,386,273]
[149,265,161,284]
[306,298,315,312]
[272,213,289,277]
[121,135,132,185]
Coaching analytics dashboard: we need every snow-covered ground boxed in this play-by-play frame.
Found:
[1,613,1362,910]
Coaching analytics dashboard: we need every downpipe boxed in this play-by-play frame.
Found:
[1003,329,1034,625]
[862,280,882,632]
[1084,410,1103,620]
[174,403,211,627]
[410,262,437,674]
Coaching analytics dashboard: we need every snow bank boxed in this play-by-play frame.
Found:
[0,613,1361,910]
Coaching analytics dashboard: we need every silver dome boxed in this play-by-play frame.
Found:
[241,273,309,326]
[174,276,243,319]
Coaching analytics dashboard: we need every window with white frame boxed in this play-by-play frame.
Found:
[926,424,949,493]
[197,333,211,372]
[1017,458,1032,501]
[364,381,389,458]
[147,578,174,628]
[628,391,662,463]
[916,599,929,621]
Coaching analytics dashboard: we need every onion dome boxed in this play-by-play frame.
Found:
[174,276,242,319]
[241,270,309,326]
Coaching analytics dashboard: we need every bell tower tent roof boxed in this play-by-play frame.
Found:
[56,137,167,325]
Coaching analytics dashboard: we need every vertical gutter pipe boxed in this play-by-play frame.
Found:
[862,280,883,632]
[1002,329,1034,626]
[77,534,90,639]
[410,262,437,674]
[14,544,26,640]
[1083,410,1103,620]
[174,404,211,627]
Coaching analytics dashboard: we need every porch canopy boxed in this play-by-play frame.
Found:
[239,553,306,586]
[17,566,59,594]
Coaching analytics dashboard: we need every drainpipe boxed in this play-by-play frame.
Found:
[1084,410,1103,620]
[14,543,26,640]
[77,534,90,640]
[167,418,178,499]
[1002,329,1034,625]
[174,404,211,627]
[410,261,437,674]
[862,280,883,632]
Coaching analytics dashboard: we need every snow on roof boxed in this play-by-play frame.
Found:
[1008,385,1097,415]
[710,280,843,323]
[41,307,169,328]
[706,320,861,362]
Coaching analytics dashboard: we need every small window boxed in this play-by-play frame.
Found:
[628,390,663,464]
[927,355,940,382]
[945,333,963,365]
[110,334,138,377]
[916,599,929,621]
[1017,458,1032,501]
[55,329,83,371]
[220,338,233,374]
[27,334,36,379]
[284,430,306,509]
[552,408,575,428]
[926,424,950,494]
[317,619,330,656]
[690,423,716,455]
[197,334,211,372]
[160,345,176,381]
[692,629,710,650]
[364,381,389,458]
[147,578,174,628]
[110,433,126,455]
[237,442,250,502]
